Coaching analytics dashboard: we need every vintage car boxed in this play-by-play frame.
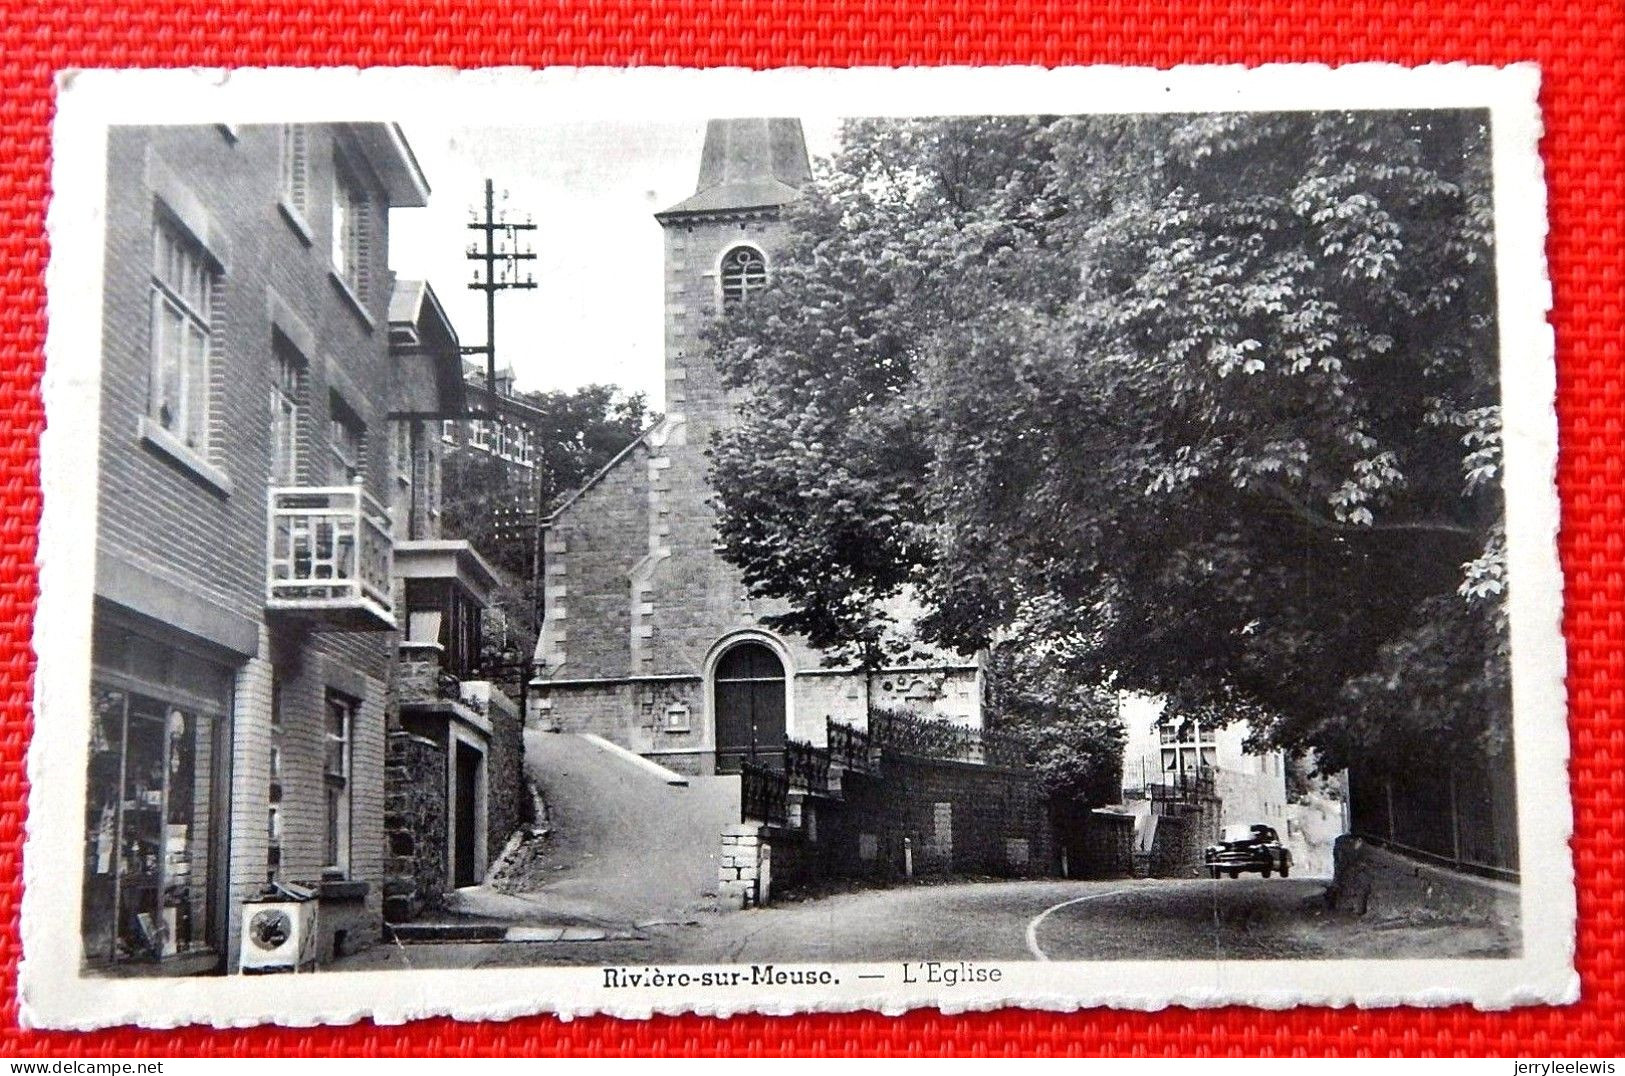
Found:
[1204,823,1292,878]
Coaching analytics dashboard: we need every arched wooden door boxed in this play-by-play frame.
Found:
[713,641,787,774]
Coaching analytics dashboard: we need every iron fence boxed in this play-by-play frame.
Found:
[1348,753,1518,880]
[783,739,831,793]
[740,762,789,827]
[868,708,1029,769]
[826,718,875,773]
[1145,768,1217,808]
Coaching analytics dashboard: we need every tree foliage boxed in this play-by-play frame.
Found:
[707,112,1506,772]
[985,627,1125,812]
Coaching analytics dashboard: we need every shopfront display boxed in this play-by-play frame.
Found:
[81,623,232,969]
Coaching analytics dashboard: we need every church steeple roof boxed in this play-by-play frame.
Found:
[657,118,813,219]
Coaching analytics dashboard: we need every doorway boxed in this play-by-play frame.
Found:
[713,641,787,774]
[453,741,483,888]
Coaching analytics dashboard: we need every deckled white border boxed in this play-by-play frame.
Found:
[25,63,1572,1029]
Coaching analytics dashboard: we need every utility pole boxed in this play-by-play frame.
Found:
[463,178,537,401]
[461,180,546,650]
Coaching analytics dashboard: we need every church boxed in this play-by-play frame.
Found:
[532,118,983,777]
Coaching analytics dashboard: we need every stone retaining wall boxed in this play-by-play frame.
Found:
[726,751,1059,903]
[483,688,527,864]
[1073,809,1136,878]
[383,730,447,923]
[1330,834,1521,932]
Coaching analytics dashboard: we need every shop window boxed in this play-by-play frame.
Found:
[149,215,217,454]
[81,681,223,967]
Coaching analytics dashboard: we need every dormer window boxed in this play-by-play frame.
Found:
[719,246,768,308]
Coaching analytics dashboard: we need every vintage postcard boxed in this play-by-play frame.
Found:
[24,63,1572,1027]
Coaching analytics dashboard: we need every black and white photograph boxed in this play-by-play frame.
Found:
[24,65,1572,1026]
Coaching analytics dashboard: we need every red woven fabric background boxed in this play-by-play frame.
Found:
[0,0,1618,1057]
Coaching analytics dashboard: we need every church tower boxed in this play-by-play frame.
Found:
[537,118,978,776]
[623,119,814,681]
[654,118,813,443]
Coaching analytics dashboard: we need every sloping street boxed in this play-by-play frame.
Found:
[427,730,739,934]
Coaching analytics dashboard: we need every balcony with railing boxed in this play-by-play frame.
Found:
[266,484,395,632]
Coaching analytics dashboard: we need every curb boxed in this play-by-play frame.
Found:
[580,732,689,786]
[386,922,632,945]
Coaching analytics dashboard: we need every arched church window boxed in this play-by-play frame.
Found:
[719,246,768,308]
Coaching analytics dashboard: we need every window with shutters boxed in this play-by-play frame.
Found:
[269,337,303,487]
[148,215,217,455]
[323,692,354,874]
[330,156,370,303]
[1158,718,1218,781]
[277,125,310,223]
[719,245,768,308]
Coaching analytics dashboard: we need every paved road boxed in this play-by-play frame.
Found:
[338,875,1518,972]
[440,731,739,930]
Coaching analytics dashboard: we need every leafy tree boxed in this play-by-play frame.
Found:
[708,112,1506,774]
[527,384,656,515]
[985,627,1125,812]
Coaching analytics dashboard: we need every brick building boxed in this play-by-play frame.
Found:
[82,122,517,975]
[533,118,982,776]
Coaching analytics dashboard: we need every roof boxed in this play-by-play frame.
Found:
[387,279,466,415]
[394,539,502,603]
[543,419,664,524]
[657,118,812,219]
[340,122,431,208]
[461,379,549,423]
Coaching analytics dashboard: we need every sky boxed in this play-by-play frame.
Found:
[388,119,842,411]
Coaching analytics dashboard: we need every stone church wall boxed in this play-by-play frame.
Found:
[543,663,984,777]
[540,436,651,679]
[542,677,709,772]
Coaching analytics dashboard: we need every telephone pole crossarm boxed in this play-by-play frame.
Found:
[465,178,539,396]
